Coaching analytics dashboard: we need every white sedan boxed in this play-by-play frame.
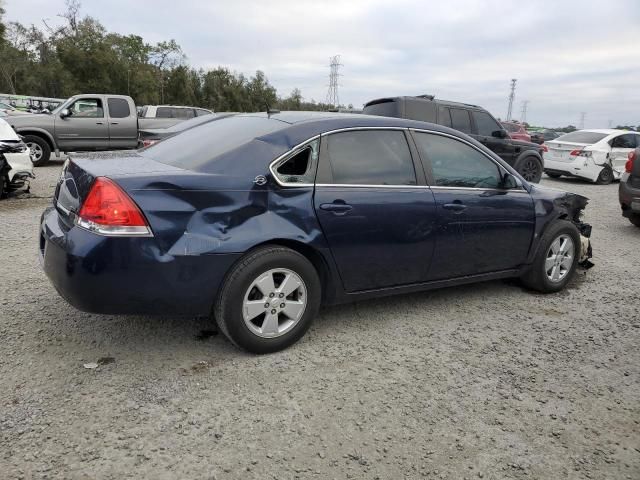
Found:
[0,117,34,198]
[543,129,640,184]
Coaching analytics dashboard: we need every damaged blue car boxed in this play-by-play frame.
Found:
[40,112,593,353]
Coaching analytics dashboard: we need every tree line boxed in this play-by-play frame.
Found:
[0,1,342,112]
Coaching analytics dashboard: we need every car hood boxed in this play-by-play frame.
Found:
[7,113,55,128]
[529,183,589,216]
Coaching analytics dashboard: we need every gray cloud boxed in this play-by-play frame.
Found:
[6,0,640,127]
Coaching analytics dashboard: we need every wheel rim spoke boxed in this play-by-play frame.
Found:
[560,255,573,269]
[261,312,280,335]
[545,234,575,283]
[282,300,304,320]
[244,300,265,321]
[255,273,275,297]
[545,256,555,272]
[278,273,301,297]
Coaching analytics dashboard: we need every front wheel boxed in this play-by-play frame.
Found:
[517,156,543,183]
[23,135,51,167]
[520,220,580,293]
[214,246,321,354]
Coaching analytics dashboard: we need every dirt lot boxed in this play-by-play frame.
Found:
[1,158,638,480]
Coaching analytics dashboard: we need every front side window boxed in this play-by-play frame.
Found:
[413,132,501,188]
[68,99,103,118]
[473,111,502,136]
[326,130,416,185]
[449,108,472,134]
[273,139,319,185]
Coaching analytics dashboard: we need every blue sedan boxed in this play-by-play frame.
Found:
[40,112,593,353]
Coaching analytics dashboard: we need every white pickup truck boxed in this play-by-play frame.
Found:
[6,94,210,166]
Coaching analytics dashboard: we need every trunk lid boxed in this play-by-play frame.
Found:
[545,140,590,162]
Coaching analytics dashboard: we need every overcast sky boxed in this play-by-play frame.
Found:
[5,0,640,127]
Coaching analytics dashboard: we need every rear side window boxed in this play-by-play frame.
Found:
[326,130,416,185]
[362,99,401,118]
[175,108,195,119]
[405,100,436,123]
[414,132,501,188]
[156,107,172,118]
[556,131,608,144]
[449,109,472,134]
[273,140,319,185]
[107,98,131,119]
[612,134,637,149]
[437,106,452,127]
[473,111,502,136]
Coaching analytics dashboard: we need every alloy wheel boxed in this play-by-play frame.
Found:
[545,234,574,283]
[242,268,307,338]
[27,142,43,162]
[520,158,540,182]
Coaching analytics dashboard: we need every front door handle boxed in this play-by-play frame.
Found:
[95,122,104,125]
[320,202,353,214]
[110,122,119,125]
[443,202,467,212]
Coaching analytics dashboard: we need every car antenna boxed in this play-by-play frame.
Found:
[265,101,280,118]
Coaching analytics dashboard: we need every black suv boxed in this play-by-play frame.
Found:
[363,95,544,183]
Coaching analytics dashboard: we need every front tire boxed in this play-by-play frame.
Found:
[520,220,580,293]
[628,214,640,228]
[517,156,543,183]
[595,165,614,185]
[214,246,321,354]
[23,135,51,167]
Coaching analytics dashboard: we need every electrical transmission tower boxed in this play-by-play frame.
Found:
[579,112,586,129]
[325,55,342,109]
[506,79,517,121]
[520,100,529,124]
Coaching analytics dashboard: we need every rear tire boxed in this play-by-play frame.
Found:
[595,165,613,185]
[628,214,640,228]
[23,135,51,167]
[0,173,7,199]
[516,156,543,183]
[546,172,562,179]
[214,246,321,354]
[520,220,580,293]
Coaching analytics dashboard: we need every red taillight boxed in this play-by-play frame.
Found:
[541,144,548,152]
[569,149,582,156]
[626,150,637,173]
[77,177,151,236]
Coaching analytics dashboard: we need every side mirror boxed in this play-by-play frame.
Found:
[501,172,518,189]
[60,108,71,118]
[492,130,508,139]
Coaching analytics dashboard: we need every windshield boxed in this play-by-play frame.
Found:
[142,115,288,170]
[50,97,74,114]
[555,131,608,144]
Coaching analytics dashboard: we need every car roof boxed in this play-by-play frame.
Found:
[578,129,631,135]
[364,96,482,110]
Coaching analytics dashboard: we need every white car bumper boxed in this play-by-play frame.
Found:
[5,150,34,183]
[543,154,604,183]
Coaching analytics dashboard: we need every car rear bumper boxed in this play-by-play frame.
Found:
[543,156,600,182]
[619,173,640,218]
[39,206,241,316]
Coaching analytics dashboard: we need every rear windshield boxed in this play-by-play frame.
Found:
[555,131,608,144]
[142,115,287,169]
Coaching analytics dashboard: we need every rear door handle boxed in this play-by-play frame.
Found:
[320,203,353,214]
[95,122,104,125]
[443,203,467,212]
[110,122,119,125]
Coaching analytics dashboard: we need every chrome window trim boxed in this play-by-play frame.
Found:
[268,135,320,188]
[268,126,528,193]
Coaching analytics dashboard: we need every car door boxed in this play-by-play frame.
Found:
[410,130,535,280]
[313,129,437,292]
[471,110,516,164]
[610,133,638,175]
[107,97,138,149]
[55,97,109,150]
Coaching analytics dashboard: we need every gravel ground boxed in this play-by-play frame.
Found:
[1,158,638,480]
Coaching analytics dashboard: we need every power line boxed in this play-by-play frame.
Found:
[506,78,517,121]
[325,55,342,108]
[520,100,529,124]
[579,112,586,129]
